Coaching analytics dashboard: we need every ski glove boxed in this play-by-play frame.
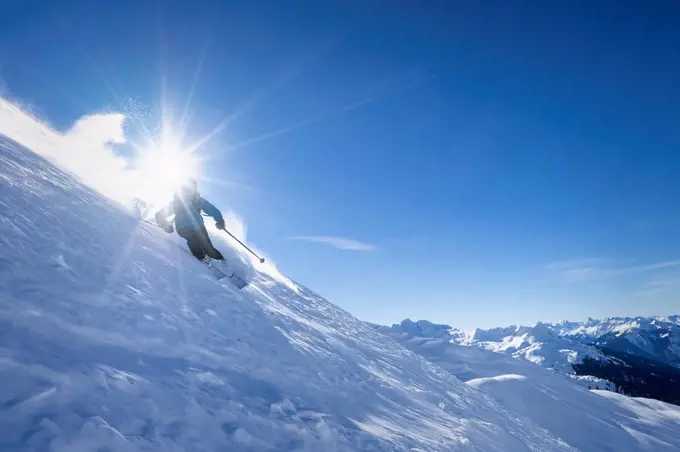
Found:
[154,211,173,234]
[215,219,226,230]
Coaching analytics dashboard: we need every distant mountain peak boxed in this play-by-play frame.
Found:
[393,318,452,338]
[524,322,553,342]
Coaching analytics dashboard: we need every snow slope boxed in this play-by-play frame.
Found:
[378,328,680,452]
[0,135,584,451]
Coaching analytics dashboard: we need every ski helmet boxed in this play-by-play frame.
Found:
[179,178,199,201]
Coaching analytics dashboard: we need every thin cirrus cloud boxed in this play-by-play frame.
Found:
[289,236,377,251]
[547,257,680,282]
[646,274,680,288]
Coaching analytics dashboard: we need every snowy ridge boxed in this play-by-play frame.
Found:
[476,321,618,373]
[553,315,679,338]
[555,316,680,367]
[384,320,618,391]
[0,133,584,451]
[387,319,452,339]
[388,313,680,382]
[466,323,613,371]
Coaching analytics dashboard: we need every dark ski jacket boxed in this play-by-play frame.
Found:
[155,194,223,235]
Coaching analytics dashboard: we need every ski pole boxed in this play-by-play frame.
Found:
[140,218,176,229]
[221,228,265,264]
[139,218,160,228]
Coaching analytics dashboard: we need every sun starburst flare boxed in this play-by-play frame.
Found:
[133,129,204,208]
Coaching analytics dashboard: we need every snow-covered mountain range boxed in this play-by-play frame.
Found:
[2,100,680,450]
[555,316,680,367]
[385,315,680,402]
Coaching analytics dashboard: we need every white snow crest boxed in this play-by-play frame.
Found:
[466,374,528,388]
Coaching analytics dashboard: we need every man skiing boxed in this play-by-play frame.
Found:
[155,178,227,264]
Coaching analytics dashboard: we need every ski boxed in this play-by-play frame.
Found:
[201,258,248,289]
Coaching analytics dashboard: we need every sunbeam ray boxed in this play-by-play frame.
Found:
[218,73,436,155]
[178,37,212,139]
[184,64,303,155]
[198,175,257,194]
[94,223,145,305]
[183,28,351,156]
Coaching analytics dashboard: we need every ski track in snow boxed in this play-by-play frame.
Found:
[0,137,583,451]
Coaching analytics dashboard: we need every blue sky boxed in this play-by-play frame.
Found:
[1,0,680,329]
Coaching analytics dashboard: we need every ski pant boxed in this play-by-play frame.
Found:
[177,225,225,261]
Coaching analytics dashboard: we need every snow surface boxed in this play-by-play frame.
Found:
[466,374,527,388]
[0,133,585,451]
[379,330,680,452]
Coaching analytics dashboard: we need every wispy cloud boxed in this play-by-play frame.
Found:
[546,258,609,270]
[624,261,680,273]
[547,257,680,282]
[645,273,680,288]
[629,270,680,298]
[546,258,610,282]
[289,236,377,251]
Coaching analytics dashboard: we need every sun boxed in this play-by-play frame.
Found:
[134,132,203,207]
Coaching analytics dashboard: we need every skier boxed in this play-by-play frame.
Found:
[154,178,227,264]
